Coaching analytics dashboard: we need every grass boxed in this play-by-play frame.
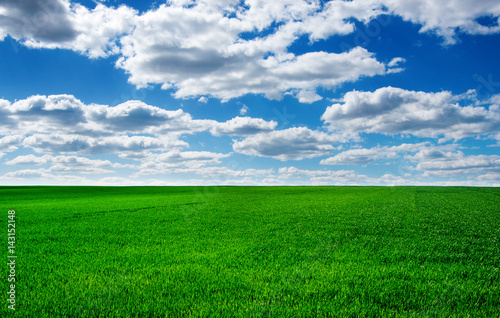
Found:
[1,186,499,317]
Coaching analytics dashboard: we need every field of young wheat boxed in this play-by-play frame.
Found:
[1,186,499,317]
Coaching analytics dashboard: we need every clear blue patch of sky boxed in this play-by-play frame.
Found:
[459,138,500,155]
[0,36,132,105]
[182,132,234,153]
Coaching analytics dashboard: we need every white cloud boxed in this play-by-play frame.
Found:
[317,142,500,182]
[67,3,137,58]
[387,57,406,67]
[239,104,248,115]
[96,177,146,186]
[114,1,393,102]
[277,166,410,186]
[320,142,430,165]
[292,0,385,40]
[118,13,390,102]
[138,150,230,171]
[47,164,115,175]
[85,100,210,135]
[0,168,105,185]
[181,166,273,179]
[2,0,500,104]
[488,94,500,105]
[0,168,91,183]
[0,135,23,158]
[1,95,277,138]
[275,165,500,186]
[0,94,292,184]
[22,134,187,157]
[322,87,500,140]
[232,127,343,161]
[0,0,76,44]
[294,90,323,104]
[476,173,500,182]
[5,94,87,135]
[3,1,500,186]
[6,154,132,169]
[210,116,277,136]
[407,149,500,177]
[0,95,278,159]
[386,57,406,73]
[1,169,54,179]
[135,164,273,181]
[382,0,500,44]
[0,0,137,58]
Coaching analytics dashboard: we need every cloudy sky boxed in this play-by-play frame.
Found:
[0,0,499,186]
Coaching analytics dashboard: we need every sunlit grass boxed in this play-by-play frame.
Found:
[1,186,499,317]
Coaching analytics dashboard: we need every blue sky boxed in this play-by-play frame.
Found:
[0,0,499,186]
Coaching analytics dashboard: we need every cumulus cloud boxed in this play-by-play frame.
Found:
[320,142,430,165]
[22,134,188,158]
[294,90,323,104]
[3,1,500,186]
[0,135,23,158]
[210,117,277,136]
[0,0,76,44]
[1,94,276,138]
[4,94,89,135]
[321,86,500,140]
[0,0,136,58]
[317,142,499,181]
[475,173,500,182]
[277,166,409,186]
[407,149,500,177]
[136,165,273,180]
[6,151,226,175]
[6,154,132,169]
[232,127,343,161]
[239,104,248,115]
[66,3,137,58]
[2,1,500,102]
[222,0,387,57]
[138,150,230,171]
[85,100,211,135]
[119,20,389,101]
[1,168,54,179]
[382,0,500,44]
[0,94,278,159]
[113,1,393,102]
[0,168,96,184]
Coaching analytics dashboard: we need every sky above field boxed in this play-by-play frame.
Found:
[0,0,499,186]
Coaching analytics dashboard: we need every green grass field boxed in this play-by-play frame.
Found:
[1,186,499,317]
